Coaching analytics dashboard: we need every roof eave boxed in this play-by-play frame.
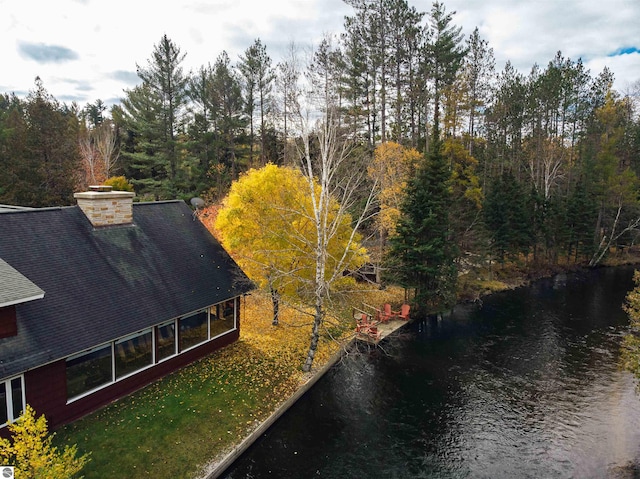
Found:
[0,292,45,308]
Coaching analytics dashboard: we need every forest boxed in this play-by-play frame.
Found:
[1,0,639,311]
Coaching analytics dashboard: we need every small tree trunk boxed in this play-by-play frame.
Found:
[302,300,324,372]
[271,287,280,326]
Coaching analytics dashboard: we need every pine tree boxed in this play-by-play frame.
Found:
[238,39,275,165]
[116,83,168,198]
[136,35,189,187]
[118,35,189,198]
[24,79,81,206]
[566,179,597,262]
[389,125,456,311]
[423,1,467,143]
[483,171,533,262]
[211,52,246,181]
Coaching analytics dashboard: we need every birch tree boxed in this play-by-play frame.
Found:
[293,73,378,371]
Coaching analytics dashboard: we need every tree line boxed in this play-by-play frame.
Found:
[1,0,639,311]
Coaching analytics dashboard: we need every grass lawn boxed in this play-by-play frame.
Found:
[53,287,404,479]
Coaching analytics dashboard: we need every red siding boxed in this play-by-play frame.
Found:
[23,328,239,431]
[0,306,17,338]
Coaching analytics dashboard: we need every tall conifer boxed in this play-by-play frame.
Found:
[389,123,456,311]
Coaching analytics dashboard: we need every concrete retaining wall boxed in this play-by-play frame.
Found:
[200,340,354,479]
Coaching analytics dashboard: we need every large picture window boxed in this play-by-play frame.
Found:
[66,344,113,399]
[210,299,236,338]
[64,296,240,401]
[179,310,208,351]
[0,376,24,427]
[157,320,176,362]
[115,329,153,379]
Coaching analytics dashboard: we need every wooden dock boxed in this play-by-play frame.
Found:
[356,317,409,345]
[353,304,411,345]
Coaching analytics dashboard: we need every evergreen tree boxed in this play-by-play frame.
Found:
[340,13,372,144]
[211,52,246,181]
[0,94,31,205]
[116,83,168,198]
[566,178,597,262]
[24,79,81,206]
[462,27,495,155]
[389,127,456,311]
[483,171,533,262]
[188,62,216,186]
[119,35,189,198]
[423,1,467,143]
[238,38,275,165]
[137,35,189,186]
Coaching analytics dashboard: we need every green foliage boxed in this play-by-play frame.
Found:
[0,81,81,207]
[483,171,533,263]
[566,179,598,262]
[389,136,457,311]
[103,176,134,192]
[2,15,640,276]
[424,1,468,128]
[238,38,276,165]
[117,35,190,199]
[0,405,89,479]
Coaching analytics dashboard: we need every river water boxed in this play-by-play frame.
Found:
[221,266,640,478]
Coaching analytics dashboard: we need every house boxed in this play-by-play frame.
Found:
[0,186,252,433]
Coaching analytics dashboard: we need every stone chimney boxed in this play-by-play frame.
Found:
[74,185,135,227]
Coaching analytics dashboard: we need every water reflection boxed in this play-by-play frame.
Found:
[222,267,640,478]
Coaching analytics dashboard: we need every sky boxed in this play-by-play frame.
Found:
[1,0,638,108]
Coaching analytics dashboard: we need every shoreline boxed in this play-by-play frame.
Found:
[199,339,356,479]
[199,255,640,478]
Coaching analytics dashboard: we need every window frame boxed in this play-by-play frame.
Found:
[156,319,177,363]
[178,309,210,353]
[210,299,238,339]
[0,374,26,428]
[66,342,114,402]
[114,328,154,380]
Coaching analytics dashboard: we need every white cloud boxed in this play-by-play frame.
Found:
[0,0,637,106]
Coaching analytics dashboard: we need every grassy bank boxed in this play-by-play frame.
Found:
[457,249,640,303]
[53,287,404,478]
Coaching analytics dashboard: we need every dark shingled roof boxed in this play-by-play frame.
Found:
[0,201,252,379]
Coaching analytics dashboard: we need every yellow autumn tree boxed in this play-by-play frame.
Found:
[215,163,368,325]
[368,142,421,238]
[0,405,89,479]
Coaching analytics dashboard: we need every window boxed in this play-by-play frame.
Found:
[1,376,25,427]
[179,310,208,351]
[211,299,236,338]
[115,329,153,379]
[157,320,176,362]
[64,297,240,401]
[66,344,113,400]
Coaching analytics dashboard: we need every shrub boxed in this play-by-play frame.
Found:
[103,176,134,192]
[0,405,89,479]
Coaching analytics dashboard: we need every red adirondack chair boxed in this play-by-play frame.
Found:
[380,303,394,322]
[394,304,410,321]
[355,312,369,332]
